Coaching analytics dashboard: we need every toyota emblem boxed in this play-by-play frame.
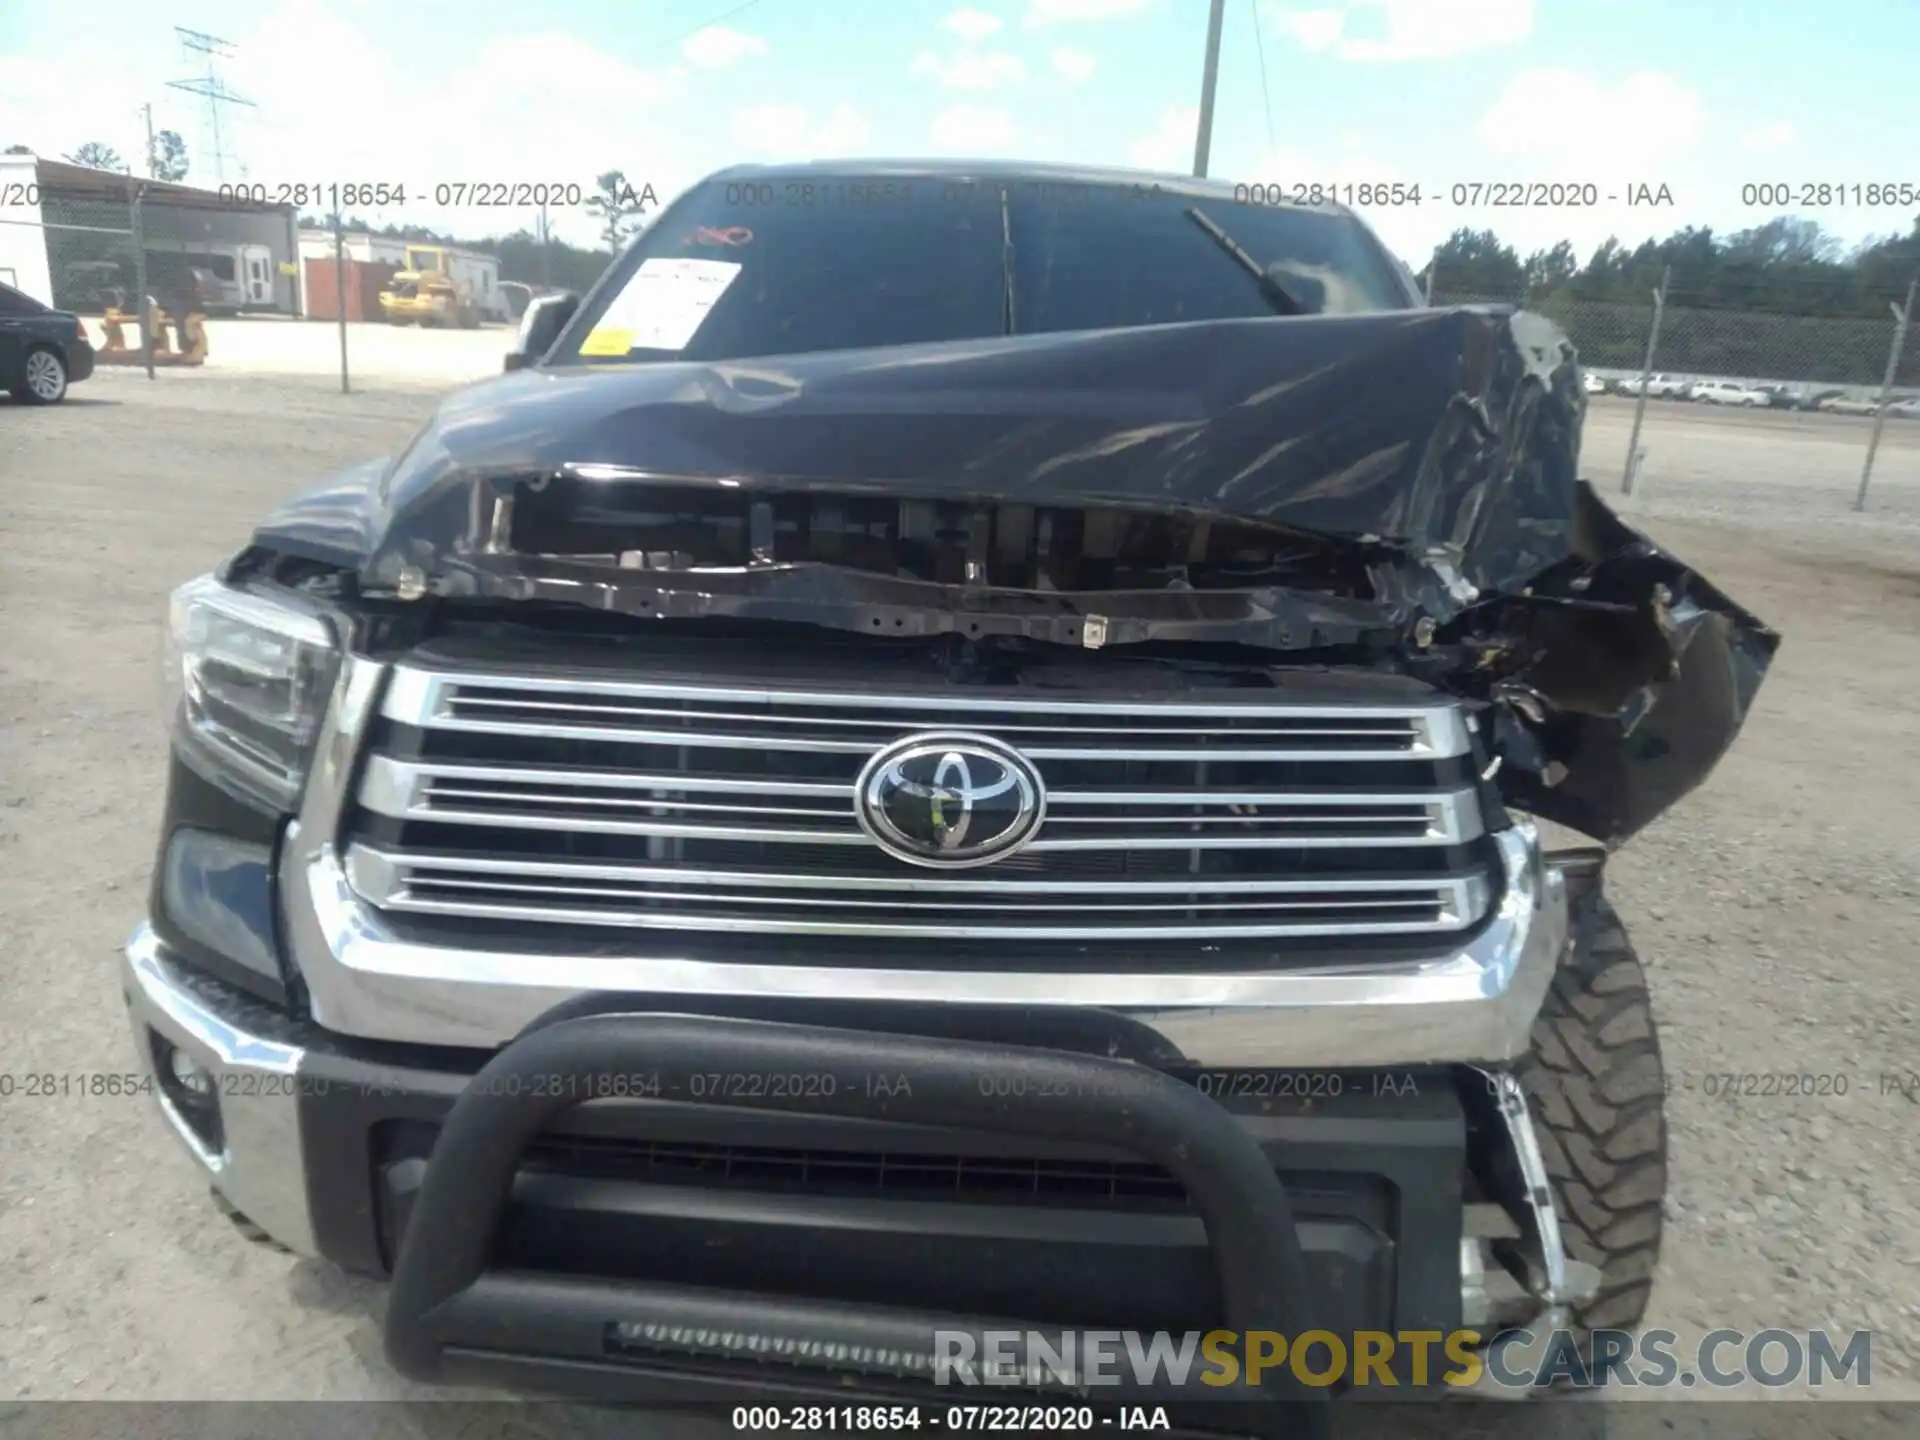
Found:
[854,731,1046,868]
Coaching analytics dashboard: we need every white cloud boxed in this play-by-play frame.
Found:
[1462,68,1710,254]
[1742,121,1796,153]
[0,4,712,247]
[1271,0,1532,62]
[731,103,872,160]
[910,49,1027,89]
[941,6,1006,40]
[0,2,712,248]
[1129,106,1197,173]
[231,11,701,244]
[680,26,769,68]
[1051,47,1097,82]
[929,104,1019,151]
[1023,0,1148,26]
[1477,69,1704,158]
[1283,7,1346,51]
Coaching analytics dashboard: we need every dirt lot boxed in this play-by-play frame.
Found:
[1,374,1917,1411]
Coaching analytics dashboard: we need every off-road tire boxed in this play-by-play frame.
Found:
[1516,886,1667,1333]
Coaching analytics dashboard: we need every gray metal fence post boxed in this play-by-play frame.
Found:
[1423,262,1434,307]
[1853,274,1915,513]
[333,217,350,395]
[129,185,154,380]
[285,207,302,317]
[1621,266,1669,495]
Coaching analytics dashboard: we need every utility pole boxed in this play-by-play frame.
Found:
[1192,0,1226,178]
[140,103,157,179]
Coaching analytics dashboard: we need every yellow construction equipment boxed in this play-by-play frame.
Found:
[378,245,481,329]
[95,306,208,366]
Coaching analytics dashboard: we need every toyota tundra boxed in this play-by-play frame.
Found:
[131,160,1777,1432]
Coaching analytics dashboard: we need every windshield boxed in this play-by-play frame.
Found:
[559,176,1415,366]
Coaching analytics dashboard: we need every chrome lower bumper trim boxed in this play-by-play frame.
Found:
[289,836,1565,1062]
[120,926,319,1257]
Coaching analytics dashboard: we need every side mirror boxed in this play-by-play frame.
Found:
[504,291,579,372]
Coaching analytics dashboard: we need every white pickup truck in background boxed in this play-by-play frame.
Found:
[1689,379,1772,406]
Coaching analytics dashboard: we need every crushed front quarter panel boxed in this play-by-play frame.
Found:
[247,305,1778,843]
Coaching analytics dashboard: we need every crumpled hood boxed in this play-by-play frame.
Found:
[260,307,1582,591]
[250,306,1778,843]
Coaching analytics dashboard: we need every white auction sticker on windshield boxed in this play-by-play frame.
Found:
[579,257,744,356]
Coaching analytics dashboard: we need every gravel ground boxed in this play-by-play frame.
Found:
[1,373,1916,1419]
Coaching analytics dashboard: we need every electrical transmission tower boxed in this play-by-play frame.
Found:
[166,27,254,186]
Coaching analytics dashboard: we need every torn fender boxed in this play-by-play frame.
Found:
[1453,482,1780,844]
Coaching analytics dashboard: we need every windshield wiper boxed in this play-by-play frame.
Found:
[1185,207,1306,316]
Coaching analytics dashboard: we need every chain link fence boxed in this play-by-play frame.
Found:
[5,169,612,391]
[5,169,304,376]
[1431,271,1920,510]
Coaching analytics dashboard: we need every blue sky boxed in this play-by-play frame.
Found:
[2,0,1913,261]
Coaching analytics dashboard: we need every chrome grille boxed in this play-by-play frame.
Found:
[343,662,1496,944]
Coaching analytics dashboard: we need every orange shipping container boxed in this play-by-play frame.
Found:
[302,257,398,321]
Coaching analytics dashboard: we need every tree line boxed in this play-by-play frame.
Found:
[1416,218,1920,384]
[1419,216,1920,319]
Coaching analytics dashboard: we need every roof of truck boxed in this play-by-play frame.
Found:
[704,157,1357,217]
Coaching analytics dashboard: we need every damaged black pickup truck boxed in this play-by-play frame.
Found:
[134,161,1776,1429]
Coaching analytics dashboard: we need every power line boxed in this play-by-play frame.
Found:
[657,0,769,54]
[166,27,254,187]
[1249,0,1276,152]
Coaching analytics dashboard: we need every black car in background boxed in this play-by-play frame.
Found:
[0,281,95,404]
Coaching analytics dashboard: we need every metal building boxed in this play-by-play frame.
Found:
[0,155,299,315]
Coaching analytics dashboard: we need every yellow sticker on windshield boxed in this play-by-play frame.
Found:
[579,327,634,357]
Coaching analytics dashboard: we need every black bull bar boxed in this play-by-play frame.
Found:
[384,1010,1334,1436]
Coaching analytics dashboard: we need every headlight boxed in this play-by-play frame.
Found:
[164,574,340,810]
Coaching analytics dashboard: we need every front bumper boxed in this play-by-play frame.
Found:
[124,926,1498,1424]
